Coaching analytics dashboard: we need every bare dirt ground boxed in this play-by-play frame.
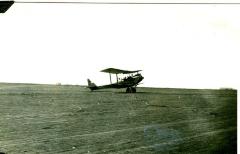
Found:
[0,83,237,154]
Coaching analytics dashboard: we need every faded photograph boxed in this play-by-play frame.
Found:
[0,1,238,154]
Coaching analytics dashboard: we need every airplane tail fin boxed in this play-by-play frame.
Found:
[87,79,98,90]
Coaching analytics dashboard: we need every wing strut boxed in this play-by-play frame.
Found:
[116,74,118,84]
[109,73,112,84]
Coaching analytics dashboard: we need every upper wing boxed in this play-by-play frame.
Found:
[101,68,142,74]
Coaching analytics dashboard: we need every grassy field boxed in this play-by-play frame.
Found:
[0,83,237,154]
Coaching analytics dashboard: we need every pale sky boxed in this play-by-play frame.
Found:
[0,2,240,88]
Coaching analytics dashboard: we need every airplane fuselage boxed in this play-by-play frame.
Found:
[88,73,144,91]
[100,73,143,89]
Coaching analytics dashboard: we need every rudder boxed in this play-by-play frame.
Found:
[87,79,97,90]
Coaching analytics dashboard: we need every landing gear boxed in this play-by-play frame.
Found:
[132,87,136,93]
[126,87,136,93]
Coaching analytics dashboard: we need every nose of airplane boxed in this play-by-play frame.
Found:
[139,75,144,82]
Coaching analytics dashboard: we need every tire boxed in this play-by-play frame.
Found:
[131,87,136,93]
[126,87,136,93]
[126,87,130,93]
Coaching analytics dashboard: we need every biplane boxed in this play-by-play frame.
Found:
[87,68,144,93]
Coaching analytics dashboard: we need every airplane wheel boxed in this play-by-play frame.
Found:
[132,87,136,93]
[126,87,131,93]
[126,87,136,93]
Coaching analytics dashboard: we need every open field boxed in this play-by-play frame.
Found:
[0,83,237,154]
